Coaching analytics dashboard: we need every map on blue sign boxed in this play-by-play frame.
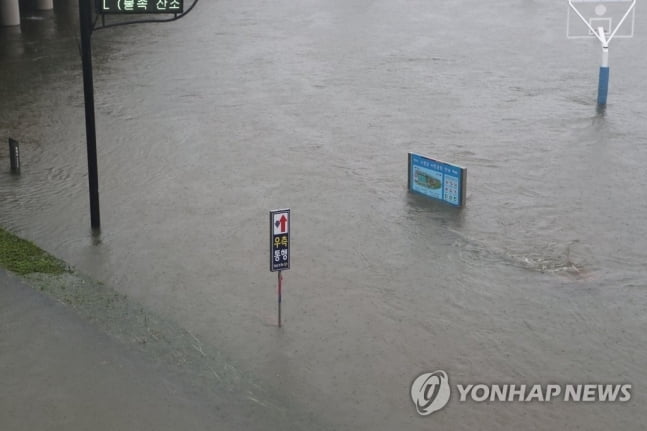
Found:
[408,153,466,207]
[412,165,443,201]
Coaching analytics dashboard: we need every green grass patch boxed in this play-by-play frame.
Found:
[0,227,67,275]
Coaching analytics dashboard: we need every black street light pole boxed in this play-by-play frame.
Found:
[79,0,101,231]
[76,0,198,231]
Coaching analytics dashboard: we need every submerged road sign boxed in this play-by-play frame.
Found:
[98,0,184,14]
[408,153,467,207]
[270,209,290,272]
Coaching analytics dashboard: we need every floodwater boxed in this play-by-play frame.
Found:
[1,0,647,429]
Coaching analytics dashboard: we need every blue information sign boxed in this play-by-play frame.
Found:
[270,209,290,272]
[408,153,466,207]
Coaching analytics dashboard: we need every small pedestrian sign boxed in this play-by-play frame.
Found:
[270,209,290,272]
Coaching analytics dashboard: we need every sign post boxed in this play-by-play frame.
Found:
[79,0,101,230]
[277,271,282,327]
[270,209,290,327]
[77,0,197,231]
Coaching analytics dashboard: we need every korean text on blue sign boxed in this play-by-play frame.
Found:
[270,209,290,272]
[98,0,184,14]
[408,153,466,207]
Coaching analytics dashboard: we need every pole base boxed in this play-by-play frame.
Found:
[597,66,609,105]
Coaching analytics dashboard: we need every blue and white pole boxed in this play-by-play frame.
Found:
[597,28,610,105]
[568,0,636,106]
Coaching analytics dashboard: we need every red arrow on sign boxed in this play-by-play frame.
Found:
[276,215,288,233]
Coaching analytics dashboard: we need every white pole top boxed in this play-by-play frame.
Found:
[568,0,636,45]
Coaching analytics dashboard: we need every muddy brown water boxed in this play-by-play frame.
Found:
[1,1,646,429]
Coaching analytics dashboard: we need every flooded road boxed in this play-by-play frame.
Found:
[2,0,647,429]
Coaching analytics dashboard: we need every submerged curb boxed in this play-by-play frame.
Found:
[0,226,322,430]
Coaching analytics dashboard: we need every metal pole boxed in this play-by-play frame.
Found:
[278,271,282,327]
[598,28,610,105]
[598,49,609,105]
[79,0,101,230]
